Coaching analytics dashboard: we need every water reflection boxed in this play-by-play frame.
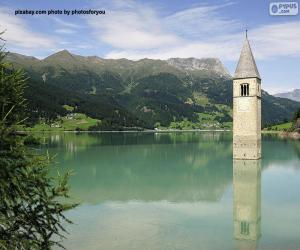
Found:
[48,133,233,203]
[233,159,261,249]
[39,132,300,205]
[40,132,300,250]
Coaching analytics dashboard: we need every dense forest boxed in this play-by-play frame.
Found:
[5,50,300,130]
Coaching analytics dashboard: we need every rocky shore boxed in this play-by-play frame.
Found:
[279,131,300,140]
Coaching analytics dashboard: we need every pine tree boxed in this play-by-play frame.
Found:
[0,34,76,249]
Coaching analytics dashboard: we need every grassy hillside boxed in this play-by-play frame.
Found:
[5,51,300,130]
[24,113,100,132]
[264,122,293,131]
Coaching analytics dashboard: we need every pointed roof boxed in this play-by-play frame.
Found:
[234,35,261,79]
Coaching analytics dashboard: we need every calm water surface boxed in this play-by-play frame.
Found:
[40,132,300,250]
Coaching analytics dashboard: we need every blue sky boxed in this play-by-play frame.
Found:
[0,0,299,94]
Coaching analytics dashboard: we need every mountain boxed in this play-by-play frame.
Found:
[5,50,300,130]
[275,89,300,102]
[167,58,231,78]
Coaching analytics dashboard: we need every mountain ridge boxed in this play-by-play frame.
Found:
[5,50,300,130]
[167,57,231,78]
[275,89,300,102]
[7,50,231,78]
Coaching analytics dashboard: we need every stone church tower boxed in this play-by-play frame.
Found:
[233,33,261,159]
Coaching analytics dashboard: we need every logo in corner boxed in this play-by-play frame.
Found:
[269,2,298,15]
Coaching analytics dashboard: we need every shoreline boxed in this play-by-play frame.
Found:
[19,129,289,134]
[20,129,232,133]
[278,131,300,140]
[20,129,300,140]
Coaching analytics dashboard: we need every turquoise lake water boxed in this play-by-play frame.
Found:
[43,132,300,250]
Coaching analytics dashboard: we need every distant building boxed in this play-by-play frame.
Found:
[50,123,61,128]
[233,32,261,159]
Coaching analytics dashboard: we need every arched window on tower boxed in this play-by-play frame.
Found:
[241,83,249,96]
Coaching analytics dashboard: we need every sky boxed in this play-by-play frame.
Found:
[0,0,299,94]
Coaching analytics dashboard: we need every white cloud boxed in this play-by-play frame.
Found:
[87,1,300,62]
[0,8,56,49]
[105,40,237,60]
[251,21,300,59]
[104,20,300,62]
[0,8,88,56]
[87,1,242,60]
[55,28,76,34]
[164,2,240,38]
[1,1,300,65]
[51,16,82,29]
[76,44,94,49]
[87,1,181,50]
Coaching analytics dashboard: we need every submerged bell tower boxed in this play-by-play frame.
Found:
[233,32,261,160]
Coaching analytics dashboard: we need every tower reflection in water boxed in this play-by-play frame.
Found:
[233,159,261,249]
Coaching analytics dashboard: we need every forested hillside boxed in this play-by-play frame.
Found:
[5,50,300,130]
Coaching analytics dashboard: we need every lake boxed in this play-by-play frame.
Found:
[42,132,300,250]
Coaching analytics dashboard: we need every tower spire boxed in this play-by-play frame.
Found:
[234,33,260,79]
